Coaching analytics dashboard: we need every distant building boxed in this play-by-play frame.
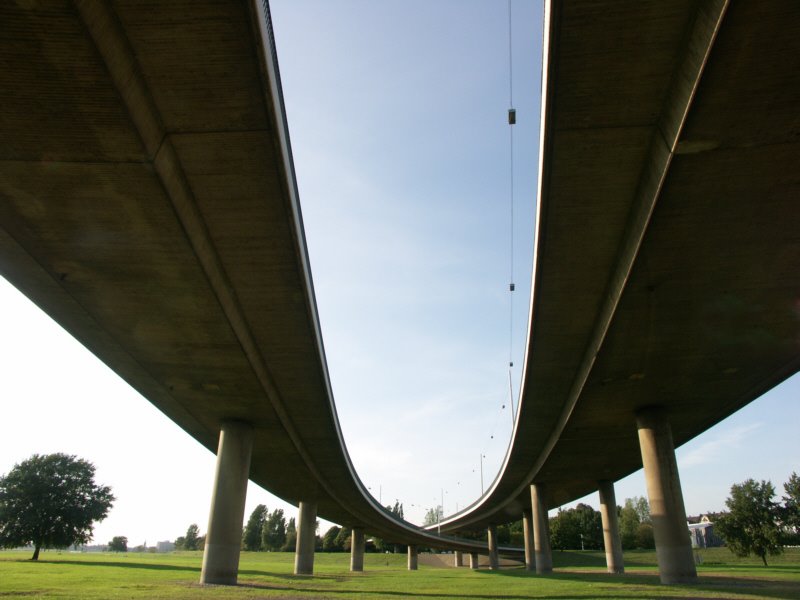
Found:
[687,515,723,548]
[156,541,175,553]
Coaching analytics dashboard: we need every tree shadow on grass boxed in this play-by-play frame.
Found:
[238,568,351,582]
[236,581,652,600]
[701,564,800,572]
[22,559,200,573]
[489,567,800,600]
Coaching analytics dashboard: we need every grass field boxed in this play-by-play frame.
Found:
[1,547,798,599]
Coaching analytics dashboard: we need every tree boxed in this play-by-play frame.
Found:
[108,536,128,552]
[262,509,286,551]
[715,479,782,566]
[334,526,352,551]
[619,496,650,550]
[549,504,602,550]
[782,472,800,533]
[181,524,201,551]
[423,505,443,527]
[0,453,114,560]
[242,504,267,551]
[390,501,404,520]
[282,517,297,551]
[635,523,655,549]
[322,526,341,551]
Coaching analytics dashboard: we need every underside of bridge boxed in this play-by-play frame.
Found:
[0,0,489,553]
[438,0,800,533]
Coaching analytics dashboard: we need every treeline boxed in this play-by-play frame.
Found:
[168,471,798,564]
[175,523,204,550]
[241,505,295,551]
[240,502,412,553]
[550,496,654,551]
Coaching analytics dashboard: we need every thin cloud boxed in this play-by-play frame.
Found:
[679,422,763,468]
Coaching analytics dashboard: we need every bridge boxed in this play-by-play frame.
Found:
[1,0,798,587]
[430,0,800,583]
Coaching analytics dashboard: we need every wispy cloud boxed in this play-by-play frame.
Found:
[680,422,763,468]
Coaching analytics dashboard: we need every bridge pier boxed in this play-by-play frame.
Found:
[598,480,624,574]
[531,483,553,574]
[487,524,499,570]
[469,552,479,569]
[294,500,318,575]
[407,545,418,570]
[637,407,697,584]
[454,550,464,567]
[522,508,535,571]
[350,528,365,572]
[200,421,254,586]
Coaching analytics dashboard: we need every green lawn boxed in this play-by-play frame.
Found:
[1,547,798,599]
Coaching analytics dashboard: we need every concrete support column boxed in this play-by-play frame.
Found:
[531,483,553,574]
[522,509,535,571]
[487,524,499,570]
[350,528,365,572]
[469,552,479,569]
[294,500,318,575]
[407,545,418,570]
[598,480,625,574]
[454,550,464,567]
[637,406,697,584]
[200,421,254,586]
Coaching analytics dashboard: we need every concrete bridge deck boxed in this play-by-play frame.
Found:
[436,0,799,536]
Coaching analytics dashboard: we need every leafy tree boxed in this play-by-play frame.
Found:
[334,526,352,551]
[619,496,650,550]
[423,505,443,527]
[0,453,114,560]
[261,508,286,551]
[716,479,782,566]
[631,496,650,523]
[282,517,297,551]
[180,524,201,551]
[497,520,523,546]
[635,523,655,549]
[390,501,404,520]
[782,472,800,533]
[242,504,267,551]
[550,504,602,550]
[108,536,128,552]
[322,525,342,551]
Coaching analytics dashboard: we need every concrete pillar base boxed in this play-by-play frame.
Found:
[350,528,365,572]
[294,501,318,575]
[522,509,535,571]
[532,482,553,575]
[598,480,624,574]
[637,406,697,585]
[487,524,499,570]
[469,552,479,569]
[200,421,254,586]
[454,550,464,567]
[407,545,418,570]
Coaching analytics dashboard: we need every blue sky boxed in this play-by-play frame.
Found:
[1,0,797,546]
